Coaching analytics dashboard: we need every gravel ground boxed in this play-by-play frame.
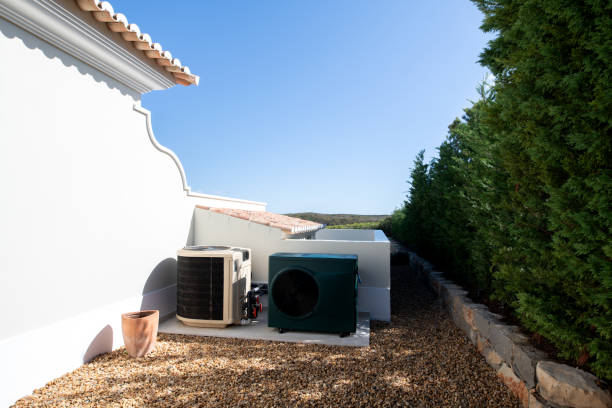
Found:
[13,264,519,407]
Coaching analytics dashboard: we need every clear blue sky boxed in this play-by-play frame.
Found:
[115,1,491,214]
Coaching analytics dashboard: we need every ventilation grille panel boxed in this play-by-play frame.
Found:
[177,256,224,320]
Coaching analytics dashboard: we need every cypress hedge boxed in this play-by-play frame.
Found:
[389,0,612,379]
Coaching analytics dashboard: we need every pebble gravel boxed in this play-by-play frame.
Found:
[13,263,519,407]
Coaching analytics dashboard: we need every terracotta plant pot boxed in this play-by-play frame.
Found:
[121,310,159,358]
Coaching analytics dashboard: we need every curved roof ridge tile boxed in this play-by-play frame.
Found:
[75,0,199,86]
[197,206,324,234]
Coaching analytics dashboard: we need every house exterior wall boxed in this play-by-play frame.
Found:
[0,18,183,339]
[0,17,263,405]
[192,208,391,322]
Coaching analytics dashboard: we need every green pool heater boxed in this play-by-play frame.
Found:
[267,253,359,337]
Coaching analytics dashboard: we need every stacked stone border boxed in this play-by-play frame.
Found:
[408,252,612,408]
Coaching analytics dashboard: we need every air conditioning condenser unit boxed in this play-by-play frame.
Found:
[176,246,255,328]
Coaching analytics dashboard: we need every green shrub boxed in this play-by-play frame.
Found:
[474,0,612,379]
[389,0,612,379]
[326,222,382,229]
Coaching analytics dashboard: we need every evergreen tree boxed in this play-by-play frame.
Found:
[401,151,430,249]
[473,0,612,378]
[394,1,611,378]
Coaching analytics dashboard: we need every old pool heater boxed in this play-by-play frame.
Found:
[176,246,260,328]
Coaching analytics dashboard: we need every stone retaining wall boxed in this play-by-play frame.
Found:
[408,252,612,408]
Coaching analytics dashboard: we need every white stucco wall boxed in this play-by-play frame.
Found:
[0,18,182,339]
[279,239,390,288]
[0,17,264,405]
[191,209,285,282]
[315,228,376,241]
[192,208,391,322]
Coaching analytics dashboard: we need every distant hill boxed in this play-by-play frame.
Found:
[285,212,389,226]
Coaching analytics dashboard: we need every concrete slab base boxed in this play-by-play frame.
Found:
[159,302,370,347]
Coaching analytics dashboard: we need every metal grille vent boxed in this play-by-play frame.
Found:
[177,256,224,320]
[272,269,319,317]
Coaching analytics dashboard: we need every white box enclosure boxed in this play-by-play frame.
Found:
[191,208,391,321]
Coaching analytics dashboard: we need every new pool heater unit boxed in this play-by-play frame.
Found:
[268,253,359,336]
[176,246,260,328]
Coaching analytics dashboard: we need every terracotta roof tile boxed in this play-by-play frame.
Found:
[75,0,199,86]
[197,206,324,234]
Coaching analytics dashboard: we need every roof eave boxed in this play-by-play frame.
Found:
[0,0,198,93]
[74,0,199,87]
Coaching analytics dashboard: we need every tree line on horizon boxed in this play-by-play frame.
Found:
[386,0,611,379]
[285,213,388,226]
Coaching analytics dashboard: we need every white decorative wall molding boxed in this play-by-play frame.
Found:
[189,191,269,207]
[133,103,190,192]
[133,103,268,209]
[0,0,175,93]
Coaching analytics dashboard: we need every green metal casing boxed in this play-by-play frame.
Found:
[268,253,358,334]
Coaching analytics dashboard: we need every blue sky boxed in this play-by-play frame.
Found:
[115,1,491,214]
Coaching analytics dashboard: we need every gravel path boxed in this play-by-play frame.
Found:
[13,264,519,407]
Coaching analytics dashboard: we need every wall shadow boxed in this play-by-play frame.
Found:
[141,258,177,296]
[138,211,196,314]
[83,325,113,363]
[185,209,196,247]
[140,258,178,319]
[0,19,137,98]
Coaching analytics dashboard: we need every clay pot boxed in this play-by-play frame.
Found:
[121,310,159,358]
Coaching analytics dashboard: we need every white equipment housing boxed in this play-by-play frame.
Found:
[176,246,251,328]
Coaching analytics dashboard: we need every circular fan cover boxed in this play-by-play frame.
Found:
[272,269,319,317]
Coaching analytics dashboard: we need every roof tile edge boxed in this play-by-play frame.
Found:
[196,206,324,234]
[75,0,199,86]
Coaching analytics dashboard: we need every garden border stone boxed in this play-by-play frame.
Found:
[407,251,612,408]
